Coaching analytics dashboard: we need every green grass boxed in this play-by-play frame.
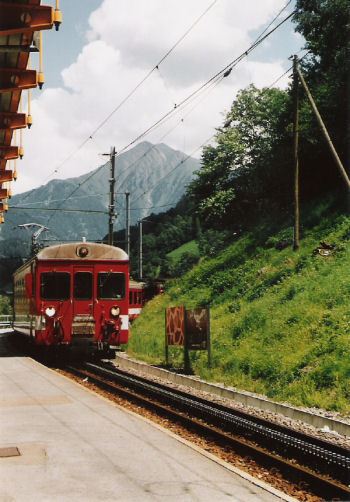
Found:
[128,196,350,414]
[166,240,199,260]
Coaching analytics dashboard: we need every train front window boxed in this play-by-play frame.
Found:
[41,272,70,300]
[98,272,125,300]
[74,272,93,300]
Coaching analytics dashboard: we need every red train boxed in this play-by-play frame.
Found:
[129,279,163,321]
[128,280,145,321]
[13,241,129,358]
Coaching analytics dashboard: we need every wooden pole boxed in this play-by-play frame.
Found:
[296,65,350,190]
[165,309,169,366]
[293,55,300,250]
[184,308,191,374]
[207,307,212,368]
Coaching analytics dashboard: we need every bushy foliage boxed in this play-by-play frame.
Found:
[187,1,349,231]
[0,257,24,291]
[188,85,292,228]
[293,0,350,196]
[0,296,12,315]
[113,196,199,278]
[198,229,234,257]
[165,251,199,277]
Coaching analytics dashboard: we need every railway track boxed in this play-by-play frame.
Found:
[66,361,350,501]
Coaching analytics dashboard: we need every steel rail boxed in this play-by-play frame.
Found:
[65,362,350,500]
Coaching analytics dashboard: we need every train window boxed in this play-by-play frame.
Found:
[129,291,133,305]
[74,272,93,300]
[40,272,71,300]
[98,272,125,300]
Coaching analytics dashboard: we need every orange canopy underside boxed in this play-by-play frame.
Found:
[0,0,54,210]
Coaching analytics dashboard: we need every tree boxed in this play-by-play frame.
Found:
[188,85,291,228]
[293,0,350,192]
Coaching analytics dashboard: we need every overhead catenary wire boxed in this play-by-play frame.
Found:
[12,50,303,222]
[109,11,295,158]
[9,207,109,215]
[10,8,297,231]
[268,50,310,88]
[128,55,315,205]
[15,0,219,209]
[43,87,226,225]
[116,75,225,180]
[40,0,219,183]
[251,0,293,46]
[9,192,110,207]
[47,9,295,223]
[131,134,216,205]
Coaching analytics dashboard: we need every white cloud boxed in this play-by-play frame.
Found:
[13,0,301,195]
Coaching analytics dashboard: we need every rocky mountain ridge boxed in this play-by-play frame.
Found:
[0,142,200,257]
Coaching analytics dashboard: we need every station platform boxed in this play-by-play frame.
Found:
[0,332,292,501]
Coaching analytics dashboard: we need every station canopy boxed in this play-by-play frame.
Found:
[0,0,61,223]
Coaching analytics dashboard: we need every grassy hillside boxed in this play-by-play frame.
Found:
[128,196,350,414]
[166,240,199,260]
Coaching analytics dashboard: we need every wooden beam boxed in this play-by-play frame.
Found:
[0,170,13,182]
[0,146,19,160]
[0,68,37,93]
[0,3,53,36]
[0,189,9,199]
[0,112,27,131]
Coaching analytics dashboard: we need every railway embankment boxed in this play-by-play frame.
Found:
[128,197,350,417]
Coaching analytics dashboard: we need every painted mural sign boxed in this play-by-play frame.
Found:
[165,306,185,346]
[165,306,211,369]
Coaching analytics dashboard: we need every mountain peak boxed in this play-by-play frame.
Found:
[2,143,200,250]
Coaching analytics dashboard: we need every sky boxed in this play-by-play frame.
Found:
[13,0,305,196]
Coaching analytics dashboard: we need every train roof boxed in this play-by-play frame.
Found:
[37,242,129,261]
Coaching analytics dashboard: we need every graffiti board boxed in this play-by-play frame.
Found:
[165,306,185,346]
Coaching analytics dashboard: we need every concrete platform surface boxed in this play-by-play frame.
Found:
[0,347,289,500]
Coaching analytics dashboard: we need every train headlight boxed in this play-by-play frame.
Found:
[77,245,89,258]
[45,307,56,317]
[110,306,120,318]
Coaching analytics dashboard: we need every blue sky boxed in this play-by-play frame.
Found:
[37,0,101,88]
[17,0,305,195]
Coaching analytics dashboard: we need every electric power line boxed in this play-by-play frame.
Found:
[132,134,215,205]
[112,11,295,158]
[50,10,294,220]
[40,0,219,183]
[9,206,108,215]
[10,50,306,222]
[11,9,296,229]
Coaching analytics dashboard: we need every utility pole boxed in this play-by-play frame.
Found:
[108,146,116,246]
[295,64,350,190]
[125,192,130,256]
[292,55,300,251]
[138,219,143,279]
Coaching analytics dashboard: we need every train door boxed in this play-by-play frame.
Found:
[73,267,94,316]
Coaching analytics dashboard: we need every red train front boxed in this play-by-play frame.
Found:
[13,241,129,358]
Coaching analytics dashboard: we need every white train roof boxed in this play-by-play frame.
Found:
[37,242,128,261]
